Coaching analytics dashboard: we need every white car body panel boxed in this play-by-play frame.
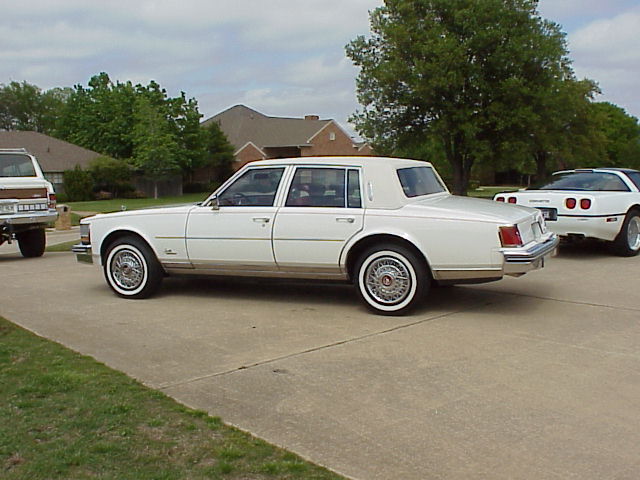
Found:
[77,156,558,291]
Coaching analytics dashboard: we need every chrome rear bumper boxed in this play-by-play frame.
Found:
[502,234,559,276]
[72,243,93,264]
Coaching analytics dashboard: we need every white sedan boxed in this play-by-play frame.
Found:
[494,168,640,256]
[74,157,558,315]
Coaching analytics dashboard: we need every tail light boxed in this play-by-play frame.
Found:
[499,225,523,247]
[48,193,57,210]
[508,197,517,204]
[580,199,591,209]
[565,198,576,209]
[496,196,505,202]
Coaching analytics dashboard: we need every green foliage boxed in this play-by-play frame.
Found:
[202,121,236,181]
[590,102,640,170]
[0,81,70,133]
[88,156,134,197]
[62,166,94,201]
[346,0,596,193]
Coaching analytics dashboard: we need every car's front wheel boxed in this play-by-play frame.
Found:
[103,236,163,298]
[354,244,429,315]
[611,210,640,257]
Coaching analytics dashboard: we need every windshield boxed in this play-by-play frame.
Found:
[397,166,446,197]
[533,172,630,192]
[0,154,37,177]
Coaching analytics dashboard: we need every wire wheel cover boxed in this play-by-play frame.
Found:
[628,216,640,251]
[364,256,412,304]
[111,249,145,290]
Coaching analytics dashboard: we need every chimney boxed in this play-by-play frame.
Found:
[304,115,320,121]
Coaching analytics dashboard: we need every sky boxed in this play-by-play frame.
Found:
[1,0,639,137]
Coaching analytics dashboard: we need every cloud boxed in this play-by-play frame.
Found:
[567,7,640,117]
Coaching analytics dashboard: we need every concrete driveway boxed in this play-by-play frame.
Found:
[2,242,639,479]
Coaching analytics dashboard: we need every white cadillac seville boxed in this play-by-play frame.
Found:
[74,156,558,314]
[494,168,640,257]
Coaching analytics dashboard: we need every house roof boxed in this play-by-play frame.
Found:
[0,131,101,172]
[202,105,334,151]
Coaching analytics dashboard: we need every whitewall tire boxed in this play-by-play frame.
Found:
[355,244,429,315]
[103,237,163,298]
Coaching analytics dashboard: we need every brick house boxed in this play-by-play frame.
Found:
[200,105,373,172]
[0,131,101,193]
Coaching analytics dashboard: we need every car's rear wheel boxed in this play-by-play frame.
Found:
[354,244,429,315]
[611,210,640,257]
[103,236,163,298]
[16,228,46,258]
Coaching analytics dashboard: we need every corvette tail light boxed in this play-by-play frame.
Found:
[496,196,505,202]
[48,193,57,209]
[580,198,591,209]
[565,198,576,209]
[508,197,517,204]
[499,225,523,247]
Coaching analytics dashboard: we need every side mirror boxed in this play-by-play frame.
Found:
[209,195,220,211]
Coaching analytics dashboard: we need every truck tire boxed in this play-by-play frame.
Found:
[16,228,46,258]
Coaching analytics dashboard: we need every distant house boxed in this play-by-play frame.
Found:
[200,105,373,172]
[0,131,101,193]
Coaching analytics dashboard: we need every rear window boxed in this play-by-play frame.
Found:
[397,166,446,197]
[0,154,37,177]
[535,172,629,192]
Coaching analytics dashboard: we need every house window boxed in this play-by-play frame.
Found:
[329,132,336,141]
[45,172,64,184]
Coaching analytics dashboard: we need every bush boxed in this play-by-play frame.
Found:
[63,166,94,201]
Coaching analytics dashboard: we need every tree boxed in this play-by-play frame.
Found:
[0,81,70,133]
[346,0,585,194]
[201,122,235,182]
[89,156,133,197]
[131,97,180,198]
[590,102,640,170]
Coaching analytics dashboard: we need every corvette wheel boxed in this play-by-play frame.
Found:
[355,244,429,315]
[611,210,640,257]
[104,236,163,298]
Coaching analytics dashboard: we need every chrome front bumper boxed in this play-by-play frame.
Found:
[72,243,93,264]
[502,234,559,276]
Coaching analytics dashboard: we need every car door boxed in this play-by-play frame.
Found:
[185,167,285,272]
[272,167,364,275]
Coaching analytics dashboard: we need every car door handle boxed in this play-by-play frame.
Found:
[253,217,270,223]
[336,217,355,223]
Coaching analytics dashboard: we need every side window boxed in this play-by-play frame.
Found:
[286,168,347,207]
[218,167,284,206]
[625,172,640,190]
[347,169,362,208]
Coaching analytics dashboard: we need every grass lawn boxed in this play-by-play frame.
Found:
[0,317,344,480]
[66,193,208,214]
[45,240,78,253]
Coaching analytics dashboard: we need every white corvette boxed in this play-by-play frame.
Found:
[74,156,558,315]
[494,168,640,256]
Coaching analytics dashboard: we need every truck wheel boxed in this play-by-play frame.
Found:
[103,236,163,299]
[611,210,640,257]
[16,228,46,258]
[354,243,429,315]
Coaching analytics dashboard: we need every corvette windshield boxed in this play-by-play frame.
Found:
[534,172,629,192]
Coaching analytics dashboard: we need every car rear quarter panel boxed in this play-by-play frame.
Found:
[347,209,503,273]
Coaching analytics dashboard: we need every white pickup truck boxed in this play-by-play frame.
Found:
[0,149,58,257]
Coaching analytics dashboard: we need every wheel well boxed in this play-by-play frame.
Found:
[345,234,431,281]
[627,205,640,215]
[100,230,150,265]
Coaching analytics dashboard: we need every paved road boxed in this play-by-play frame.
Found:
[1,244,639,479]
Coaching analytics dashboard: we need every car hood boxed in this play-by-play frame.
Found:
[407,194,537,223]
[85,204,196,222]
